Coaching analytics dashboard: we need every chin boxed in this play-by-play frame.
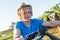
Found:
[24,19,30,21]
[22,18,30,21]
[26,19,30,21]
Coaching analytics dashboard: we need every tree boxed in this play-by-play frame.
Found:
[9,22,15,30]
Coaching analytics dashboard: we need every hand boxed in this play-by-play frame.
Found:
[14,37,24,40]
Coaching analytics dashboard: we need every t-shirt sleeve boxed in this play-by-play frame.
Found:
[33,19,44,28]
[15,22,21,29]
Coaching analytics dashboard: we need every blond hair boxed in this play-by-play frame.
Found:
[17,3,32,20]
[17,3,32,14]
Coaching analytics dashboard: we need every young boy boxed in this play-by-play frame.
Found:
[14,3,60,40]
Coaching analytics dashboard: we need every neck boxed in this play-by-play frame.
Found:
[23,21,30,27]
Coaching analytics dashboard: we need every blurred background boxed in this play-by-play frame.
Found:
[0,0,60,40]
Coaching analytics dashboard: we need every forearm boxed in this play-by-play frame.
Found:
[43,21,60,27]
[14,29,21,39]
[14,29,24,40]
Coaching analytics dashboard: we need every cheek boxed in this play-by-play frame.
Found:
[30,14,32,17]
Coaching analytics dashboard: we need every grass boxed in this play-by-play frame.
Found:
[0,33,13,40]
[0,28,60,40]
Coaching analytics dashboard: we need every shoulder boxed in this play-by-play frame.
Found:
[15,21,23,27]
[31,18,44,22]
[31,18,44,25]
[16,21,22,25]
[15,21,23,29]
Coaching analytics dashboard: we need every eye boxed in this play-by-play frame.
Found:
[28,11,31,14]
[29,7,31,9]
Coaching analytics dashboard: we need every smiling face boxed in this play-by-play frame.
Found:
[18,6,32,21]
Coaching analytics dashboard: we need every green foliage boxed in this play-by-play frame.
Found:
[0,31,13,40]
[0,22,15,40]
[9,22,15,30]
[38,3,60,21]
[38,13,51,21]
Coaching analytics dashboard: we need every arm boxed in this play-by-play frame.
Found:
[14,29,20,38]
[42,21,60,27]
[14,29,23,40]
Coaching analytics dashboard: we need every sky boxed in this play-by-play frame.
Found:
[0,0,60,31]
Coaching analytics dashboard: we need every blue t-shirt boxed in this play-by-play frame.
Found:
[15,19,44,40]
